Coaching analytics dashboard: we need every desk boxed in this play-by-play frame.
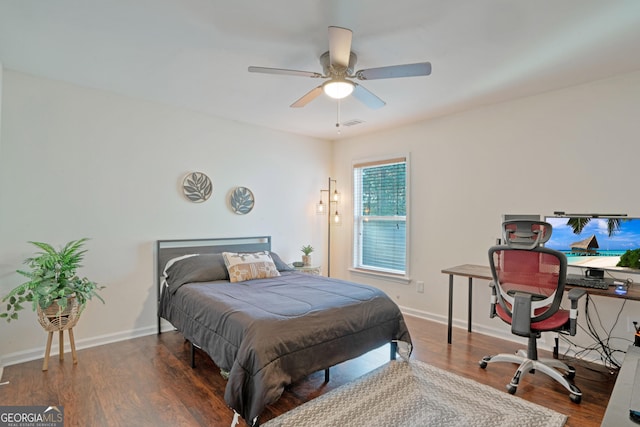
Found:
[441,264,640,344]
[441,264,492,344]
[601,345,640,426]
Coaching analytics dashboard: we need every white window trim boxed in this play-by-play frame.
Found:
[348,267,412,284]
[351,153,411,281]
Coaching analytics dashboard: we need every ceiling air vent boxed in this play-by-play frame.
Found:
[341,119,365,127]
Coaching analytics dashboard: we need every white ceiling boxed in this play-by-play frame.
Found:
[1,1,639,140]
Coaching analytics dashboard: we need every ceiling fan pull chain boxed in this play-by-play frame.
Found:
[336,99,341,134]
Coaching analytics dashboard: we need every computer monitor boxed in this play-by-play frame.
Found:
[544,215,640,274]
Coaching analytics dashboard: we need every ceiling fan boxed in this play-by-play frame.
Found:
[248,26,431,110]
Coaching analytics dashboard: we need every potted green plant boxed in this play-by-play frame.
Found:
[301,245,314,266]
[0,238,105,323]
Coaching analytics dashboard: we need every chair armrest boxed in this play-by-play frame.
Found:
[567,288,587,335]
[568,287,587,302]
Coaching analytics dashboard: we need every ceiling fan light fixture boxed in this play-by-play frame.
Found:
[323,79,354,99]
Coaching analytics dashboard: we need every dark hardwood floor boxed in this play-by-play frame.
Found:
[0,315,617,426]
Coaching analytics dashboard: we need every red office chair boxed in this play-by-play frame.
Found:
[479,220,586,403]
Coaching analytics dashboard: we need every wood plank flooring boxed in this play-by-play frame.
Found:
[0,315,617,426]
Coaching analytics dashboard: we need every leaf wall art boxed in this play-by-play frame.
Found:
[182,172,213,203]
[230,187,255,214]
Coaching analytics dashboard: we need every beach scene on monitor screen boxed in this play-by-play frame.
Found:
[545,217,640,271]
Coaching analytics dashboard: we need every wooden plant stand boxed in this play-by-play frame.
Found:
[37,297,83,371]
[42,329,78,371]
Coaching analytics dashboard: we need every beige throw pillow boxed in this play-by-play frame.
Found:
[222,251,281,283]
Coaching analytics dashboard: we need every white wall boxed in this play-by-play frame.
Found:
[0,62,3,156]
[0,71,332,365]
[332,71,640,362]
[2,68,639,368]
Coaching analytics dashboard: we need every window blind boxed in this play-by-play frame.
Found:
[353,158,407,274]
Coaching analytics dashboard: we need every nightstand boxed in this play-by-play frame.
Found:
[291,265,322,275]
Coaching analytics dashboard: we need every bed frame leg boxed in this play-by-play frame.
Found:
[324,368,330,383]
[390,341,397,360]
[190,341,196,368]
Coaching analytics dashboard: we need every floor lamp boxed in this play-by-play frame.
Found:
[316,177,341,276]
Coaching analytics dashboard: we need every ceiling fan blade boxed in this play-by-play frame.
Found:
[290,86,323,108]
[355,62,431,80]
[328,26,353,68]
[248,66,322,78]
[352,83,386,110]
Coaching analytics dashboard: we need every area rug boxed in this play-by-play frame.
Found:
[263,359,567,427]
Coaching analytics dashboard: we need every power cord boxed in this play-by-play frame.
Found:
[559,294,629,370]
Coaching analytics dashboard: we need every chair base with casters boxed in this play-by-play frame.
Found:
[479,333,582,403]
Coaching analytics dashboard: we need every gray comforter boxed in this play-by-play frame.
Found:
[159,271,412,424]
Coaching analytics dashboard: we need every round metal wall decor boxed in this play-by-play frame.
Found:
[182,172,213,203]
[230,186,255,214]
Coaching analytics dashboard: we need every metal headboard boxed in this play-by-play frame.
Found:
[156,236,271,333]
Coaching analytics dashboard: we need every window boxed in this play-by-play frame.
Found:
[353,156,408,276]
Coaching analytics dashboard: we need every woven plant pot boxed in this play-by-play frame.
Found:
[37,296,83,332]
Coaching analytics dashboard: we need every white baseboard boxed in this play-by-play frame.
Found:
[0,321,175,368]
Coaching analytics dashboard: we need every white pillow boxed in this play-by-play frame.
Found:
[222,251,280,283]
[161,253,199,288]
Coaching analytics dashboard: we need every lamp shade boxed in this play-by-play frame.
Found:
[323,79,354,99]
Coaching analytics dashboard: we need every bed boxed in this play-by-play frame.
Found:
[156,236,412,426]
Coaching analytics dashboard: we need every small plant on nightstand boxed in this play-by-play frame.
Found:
[301,245,314,266]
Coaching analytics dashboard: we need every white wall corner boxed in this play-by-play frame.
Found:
[0,60,3,150]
